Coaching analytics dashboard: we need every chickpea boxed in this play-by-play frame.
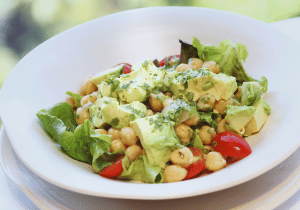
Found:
[120,127,139,146]
[214,100,227,114]
[202,61,220,74]
[188,58,203,70]
[214,98,240,114]
[149,93,164,112]
[183,114,200,126]
[75,107,90,125]
[79,76,98,96]
[197,94,216,111]
[170,147,194,168]
[163,165,187,183]
[145,109,154,117]
[80,91,97,106]
[205,151,226,171]
[95,129,108,135]
[111,140,127,152]
[126,145,142,162]
[217,119,226,133]
[198,125,216,145]
[175,124,193,144]
[108,127,121,140]
[176,64,194,72]
[235,86,242,99]
[66,95,75,108]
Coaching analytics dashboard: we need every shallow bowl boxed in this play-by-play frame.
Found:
[1,7,300,199]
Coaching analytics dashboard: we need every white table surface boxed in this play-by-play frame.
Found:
[1,17,300,210]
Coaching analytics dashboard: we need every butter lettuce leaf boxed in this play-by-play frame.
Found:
[66,91,83,108]
[36,102,114,172]
[192,37,267,92]
[118,155,163,183]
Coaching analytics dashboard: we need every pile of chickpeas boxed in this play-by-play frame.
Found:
[66,57,242,183]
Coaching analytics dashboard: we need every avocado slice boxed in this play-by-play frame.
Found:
[244,97,270,136]
[101,100,147,129]
[170,69,237,101]
[91,64,124,85]
[240,81,263,106]
[115,67,154,103]
[224,105,255,134]
[161,99,197,125]
[89,97,117,128]
[130,114,181,168]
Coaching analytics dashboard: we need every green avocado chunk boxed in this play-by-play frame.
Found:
[161,99,197,125]
[115,66,155,103]
[101,100,147,129]
[240,81,263,106]
[89,97,117,128]
[170,69,237,101]
[130,114,181,168]
[224,105,256,134]
[91,64,124,85]
[244,97,270,136]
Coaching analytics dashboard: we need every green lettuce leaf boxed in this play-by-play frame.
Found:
[36,102,113,171]
[198,112,219,130]
[66,91,83,107]
[118,155,163,183]
[192,37,268,92]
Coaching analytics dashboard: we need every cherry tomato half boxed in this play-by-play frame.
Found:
[123,64,132,74]
[160,55,180,67]
[184,147,206,180]
[99,159,123,178]
[212,131,252,158]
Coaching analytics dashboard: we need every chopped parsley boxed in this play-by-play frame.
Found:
[149,113,171,132]
[110,118,120,127]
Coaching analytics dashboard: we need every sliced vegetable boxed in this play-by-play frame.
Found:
[212,131,252,158]
[99,157,124,178]
[123,64,132,74]
[184,147,206,180]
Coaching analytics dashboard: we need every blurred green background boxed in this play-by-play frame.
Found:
[1,0,300,89]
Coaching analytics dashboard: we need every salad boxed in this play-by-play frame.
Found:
[36,38,271,183]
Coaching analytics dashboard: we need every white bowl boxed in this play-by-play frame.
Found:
[1,7,300,199]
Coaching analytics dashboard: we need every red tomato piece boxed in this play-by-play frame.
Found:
[99,159,123,178]
[184,147,206,180]
[212,131,252,158]
[159,55,180,67]
[123,64,131,74]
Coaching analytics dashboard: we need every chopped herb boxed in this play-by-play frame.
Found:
[111,80,120,92]
[149,113,171,132]
[202,81,214,91]
[178,89,186,94]
[142,60,149,68]
[110,118,120,127]
[129,114,136,121]
[185,92,194,102]
[152,88,161,94]
[212,141,217,147]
